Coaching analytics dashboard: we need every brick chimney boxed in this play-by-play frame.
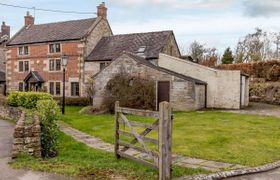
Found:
[24,11,34,26]
[1,22,10,38]
[97,2,107,19]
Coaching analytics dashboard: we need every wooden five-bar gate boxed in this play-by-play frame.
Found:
[115,101,173,180]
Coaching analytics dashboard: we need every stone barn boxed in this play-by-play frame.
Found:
[92,52,207,111]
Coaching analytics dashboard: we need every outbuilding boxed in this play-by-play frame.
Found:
[92,52,207,111]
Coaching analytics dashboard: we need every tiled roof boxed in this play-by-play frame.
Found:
[87,31,173,61]
[125,52,207,85]
[24,71,44,83]
[93,52,207,85]
[0,71,5,82]
[7,18,96,45]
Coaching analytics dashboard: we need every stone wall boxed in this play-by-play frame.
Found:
[92,53,206,111]
[12,112,41,158]
[0,105,22,120]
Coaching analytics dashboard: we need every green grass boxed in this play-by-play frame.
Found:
[62,106,280,166]
[11,132,207,179]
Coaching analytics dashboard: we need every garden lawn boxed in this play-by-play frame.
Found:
[62,106,280,166]
[12,132,207,179]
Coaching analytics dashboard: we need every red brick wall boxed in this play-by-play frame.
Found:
[6,41,84,96]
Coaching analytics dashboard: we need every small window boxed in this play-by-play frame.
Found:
[56,59,61,71]
[100,63,106,70]
[49,82,54,95]
[55,82,61,95]
[71,82,79,96]
[49,59,55,71]
[18,46,29,55]
[19,61,24,72]
[49,59,61,71]
[19,61,29,72]
[137,46,146,53]
[49,82,61,96]
[19,82,24,91]
[49,43,61,53]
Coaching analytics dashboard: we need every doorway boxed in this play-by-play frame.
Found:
[157,81,170,109]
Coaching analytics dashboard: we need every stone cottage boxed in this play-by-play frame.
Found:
[84,30,181,80]
[0,21,10,95]
[92,52,207,111]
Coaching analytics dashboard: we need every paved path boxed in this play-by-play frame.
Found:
[220,102,280,118]
[227,168,280,180]
[59,122,244,172]
[0,119,74,180]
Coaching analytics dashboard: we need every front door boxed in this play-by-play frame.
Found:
[157,81,170,109]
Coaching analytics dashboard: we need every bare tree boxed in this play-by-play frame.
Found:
[235,28,273,63]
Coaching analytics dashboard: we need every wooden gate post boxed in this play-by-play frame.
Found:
[159,101,172,180]
[115,101,120,159]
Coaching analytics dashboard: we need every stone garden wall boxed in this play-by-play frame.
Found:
[0,105,22,120]
[12,112,41,158]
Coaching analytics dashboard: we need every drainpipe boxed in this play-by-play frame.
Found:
[205,84,208,108]
[240,75,242,109]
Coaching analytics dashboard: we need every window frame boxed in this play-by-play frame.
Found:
[49,81,61,96]
[49,58,62,72]
[99,62,109,71]
[18,46,29,56]
[71,82,80,97]
[49,43,61,54]
[18,60,30,72]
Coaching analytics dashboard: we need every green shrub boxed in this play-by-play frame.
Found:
[7,91,52,109]
[53,97,91,106]
[36,99,60,158]
[104,73,156,112]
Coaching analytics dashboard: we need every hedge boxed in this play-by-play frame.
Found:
[53,97,91,106]
[217,60,280,81]
[7,91,53,109]
[37,99,60,157]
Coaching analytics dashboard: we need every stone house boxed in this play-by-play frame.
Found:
[6,3,112,96]
[0,21,10,95]
[84,30,181,81]
[158,54,249,109]
[92,52,207,111]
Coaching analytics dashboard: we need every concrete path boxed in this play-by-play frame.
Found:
[220,102,280,118]
[59,122,244,172]
[0,119,74,180]
[227,168,280,180]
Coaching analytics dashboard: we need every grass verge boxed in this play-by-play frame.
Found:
[11,132,208,179]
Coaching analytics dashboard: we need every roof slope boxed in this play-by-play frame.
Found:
[93,52,207,85]
[87,31,173,61]
[8,18,96,45]
[125,52,207,85]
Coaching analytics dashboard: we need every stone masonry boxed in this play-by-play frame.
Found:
[12,112,41,158]
[92,53,206,111]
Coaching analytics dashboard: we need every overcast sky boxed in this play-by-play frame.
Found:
[1,0,280,54]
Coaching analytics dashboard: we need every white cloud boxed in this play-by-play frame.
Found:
[108,0,233,9]
[243,0,280,17]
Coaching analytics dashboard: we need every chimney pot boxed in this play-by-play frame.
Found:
[1,21,10,38]
[97,2,107,19]
[24,11,34,26]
